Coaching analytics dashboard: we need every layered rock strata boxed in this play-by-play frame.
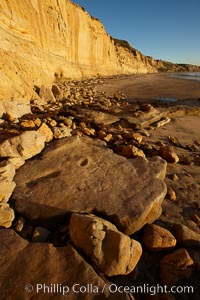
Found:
[0,0,157,103]
[69,213,142,276]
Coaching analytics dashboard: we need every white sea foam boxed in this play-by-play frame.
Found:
[167,72,200,81]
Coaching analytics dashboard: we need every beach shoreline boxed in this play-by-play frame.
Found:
[96,73,200,103]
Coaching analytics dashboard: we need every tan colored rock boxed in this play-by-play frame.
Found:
[132,132,143,143]
[79,121,85,129]
[154,117,171,128]
[90,111,119,126]
[166,186,176,201]
[0,131,45,160]
[0,181,16,203]
[142,224,176,251]
[63,118,73,128]
[34,118,42,127]
[73,129,83,137]
[69,213,142,276]
[20,120,35,128]
[172,174,179,181]
[114,91,122,101]
[159,146,179,163]
[160,248,194,285]
[0,230,133,299]
[127,109,166,130]
[171,224,200,248]
[13,137,167,235]
[4,112,16,123]
[51,84,62,98]
[32,226,50,242]
[180,154,193,165]
[122,132,143,143]
[48,119,57,127]
[0,203,15,228]
[0,160,16,203]
[39,85,56,102]
[190,213,200,224]
[14,219,34,240]
[82,127,96,136]
[168,135,180,146]
[8,156,25,169]
[139,129,150,137]
[38,123,53,142]
[98,129,107,139]
[53,127,72,139]
[119,145,145,158]
[0,100,31,119]
[0,160,15,181]
[104,133,113,142]
[13,217,26,233]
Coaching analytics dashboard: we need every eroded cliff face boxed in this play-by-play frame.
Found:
[0,0,199,104]
[0,0,158,102]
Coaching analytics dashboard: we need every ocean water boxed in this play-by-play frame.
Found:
[167,72,200,82]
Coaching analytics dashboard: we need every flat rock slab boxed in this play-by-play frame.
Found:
[13,136,167,235]
[0,229,132,299]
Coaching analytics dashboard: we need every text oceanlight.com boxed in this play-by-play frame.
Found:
[24,283,194,296]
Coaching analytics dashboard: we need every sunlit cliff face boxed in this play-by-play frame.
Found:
[0,0,158,102]
[0,0,199,103]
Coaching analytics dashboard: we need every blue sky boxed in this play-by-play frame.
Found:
[72,0,200,65]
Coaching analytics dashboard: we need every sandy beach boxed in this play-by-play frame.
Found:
[96,72,200,230]
[96,73,200,103]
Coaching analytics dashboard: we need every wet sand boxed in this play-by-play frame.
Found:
[97,73,200,102]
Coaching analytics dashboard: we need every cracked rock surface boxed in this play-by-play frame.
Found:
[13,136,167,235]
[69,213,142,276]
[0,229,133,300]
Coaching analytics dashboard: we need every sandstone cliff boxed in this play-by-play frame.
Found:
[0,0,158,103]
[0,0,199,104]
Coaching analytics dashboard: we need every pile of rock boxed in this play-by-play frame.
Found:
[1,78,200,298]
[0,79,198,229]
[1,211,200,298]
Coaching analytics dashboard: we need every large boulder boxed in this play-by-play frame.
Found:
[39,85,56,103]
[142,224,176,251]
[0,131,46,160]
[37,123,53,143]
[69,213,142,276]
[0,100,31,119]
[0,203,15,228]
[0,160,16,203]
[160,248,194,285]
[171,223,200,248]
[0,229,133,299]
[158,146,179,164]
[13,136,167,235]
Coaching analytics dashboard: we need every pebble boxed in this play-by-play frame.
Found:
[32,226,50,242]
[190,213,200,224]
[172,174,179,181]
[104,133,113,142]
[159,146,179,164]
[167,186,176,201]
[49,119,57,127]
[20,120,35,128]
